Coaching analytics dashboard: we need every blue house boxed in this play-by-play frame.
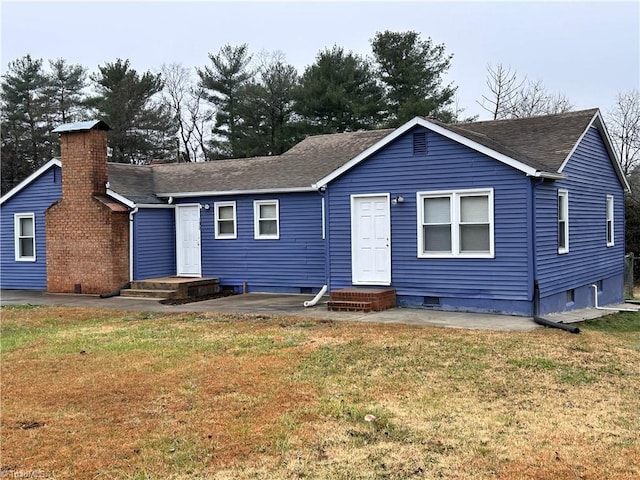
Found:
[0,109,629,316]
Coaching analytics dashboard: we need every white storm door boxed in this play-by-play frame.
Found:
[351,194,391,285]
[176,204,202,277]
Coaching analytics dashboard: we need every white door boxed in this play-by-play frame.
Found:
[351,194,391,285]
[176,205,202,277]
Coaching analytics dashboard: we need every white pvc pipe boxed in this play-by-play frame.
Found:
[304,285,328,307]
[591,284,637,312]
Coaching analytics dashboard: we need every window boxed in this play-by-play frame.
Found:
[417,189,494,258]
[15,213,36,261]
[215,201,236,239]
[606,195,614,247]
[558,190,569,254]
[254,200,279,239]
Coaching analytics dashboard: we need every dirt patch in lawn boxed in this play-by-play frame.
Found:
[1,307,639,479]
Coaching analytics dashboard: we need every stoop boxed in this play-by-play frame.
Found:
[120,277,220,300]
[327,287,396,313]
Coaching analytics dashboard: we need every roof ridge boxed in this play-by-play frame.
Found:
[456,108,599,127]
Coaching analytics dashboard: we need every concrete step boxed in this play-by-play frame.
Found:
[120,288,176,299]
[327,300,372,313]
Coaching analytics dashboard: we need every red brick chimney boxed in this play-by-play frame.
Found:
[46,121,130,294]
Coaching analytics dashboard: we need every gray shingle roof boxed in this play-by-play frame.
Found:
[149,129,393,195]
[106,109,603,203]
[445,108,599,172]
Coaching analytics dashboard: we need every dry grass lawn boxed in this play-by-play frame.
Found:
[1,306,639,479]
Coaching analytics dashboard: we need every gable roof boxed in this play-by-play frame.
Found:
[0,158,61,206]
[314,109,621,188]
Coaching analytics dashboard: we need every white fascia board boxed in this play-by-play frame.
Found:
[106,188,136,208]
[156,186,316,198]
[0,159,61,205]
[558,110,631,192]
[313,117,544,188]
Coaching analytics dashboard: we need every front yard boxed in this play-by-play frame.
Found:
[1,306,639,479]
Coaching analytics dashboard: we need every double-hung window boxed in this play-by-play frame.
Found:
[417,189,494,258]
[606,195,614,247]
[254,200,279,239]
[15,213,36,261]
[215,201,236,239]
[558,189,569,254]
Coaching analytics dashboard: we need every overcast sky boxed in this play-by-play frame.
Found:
[1,0,638,119]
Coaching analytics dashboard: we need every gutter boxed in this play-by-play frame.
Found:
[591,284,637,312]
[129,207,138,282]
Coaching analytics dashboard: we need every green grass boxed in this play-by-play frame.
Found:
[581,310,640,333]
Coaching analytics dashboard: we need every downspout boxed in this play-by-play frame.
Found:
[591,284,637,312]
[304,187,329,307]
[531,177,544,316]
[304,285,328,307]
[129,207,138,282]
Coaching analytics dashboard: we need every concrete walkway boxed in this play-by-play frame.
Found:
[1,290,638,332]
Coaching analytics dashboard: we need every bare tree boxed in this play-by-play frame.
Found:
[477,64,523,120]
[507,79,573,118]
[607,89,640,175]
[479,64,573,120]
[160,63,214,162]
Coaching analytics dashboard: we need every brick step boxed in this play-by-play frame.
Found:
[120,288,177,299]
[327,300,373,313]
[329,287,396,312]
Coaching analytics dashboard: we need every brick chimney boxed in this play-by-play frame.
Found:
[46,121,130,294]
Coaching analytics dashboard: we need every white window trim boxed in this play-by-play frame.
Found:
[254,199,280,240]
[14,213,36,262]
[416,188,494,259]
[214,201,237,239]
[558,189,569,254]
[606,195,614,247]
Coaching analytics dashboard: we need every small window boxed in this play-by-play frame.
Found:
[606,195,614,247]
[215,201,236,239]
[417,189,494,258]
[254,200,279,239]
[15,213,36,261]
[413,132,427,155]
[558,190,569,254]
[596,280,604,293]
[566,289,575,305]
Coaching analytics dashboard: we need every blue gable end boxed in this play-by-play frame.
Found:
[0,164,62,289]
[176,192,325,293]
[535,126,625,314]
[326,126,534,315]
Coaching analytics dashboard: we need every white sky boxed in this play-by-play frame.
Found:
[1,0,639,119]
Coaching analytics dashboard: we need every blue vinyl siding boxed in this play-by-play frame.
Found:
[535,127,625,312]
[133,207,176,279]
[326,127,532,314]
[0,165,62,289]
[177,192,325,292]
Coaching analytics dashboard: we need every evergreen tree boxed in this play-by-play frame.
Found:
[87,59,176,164]
[197,44,253,158]
[294,46,385,133]
[233,55,301,157]
[1,55,54,194]
[371,30,456,125]
[46,58,87,124]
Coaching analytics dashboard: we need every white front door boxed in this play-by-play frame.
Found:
[351,194,391,285]
[176,204,201,277]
